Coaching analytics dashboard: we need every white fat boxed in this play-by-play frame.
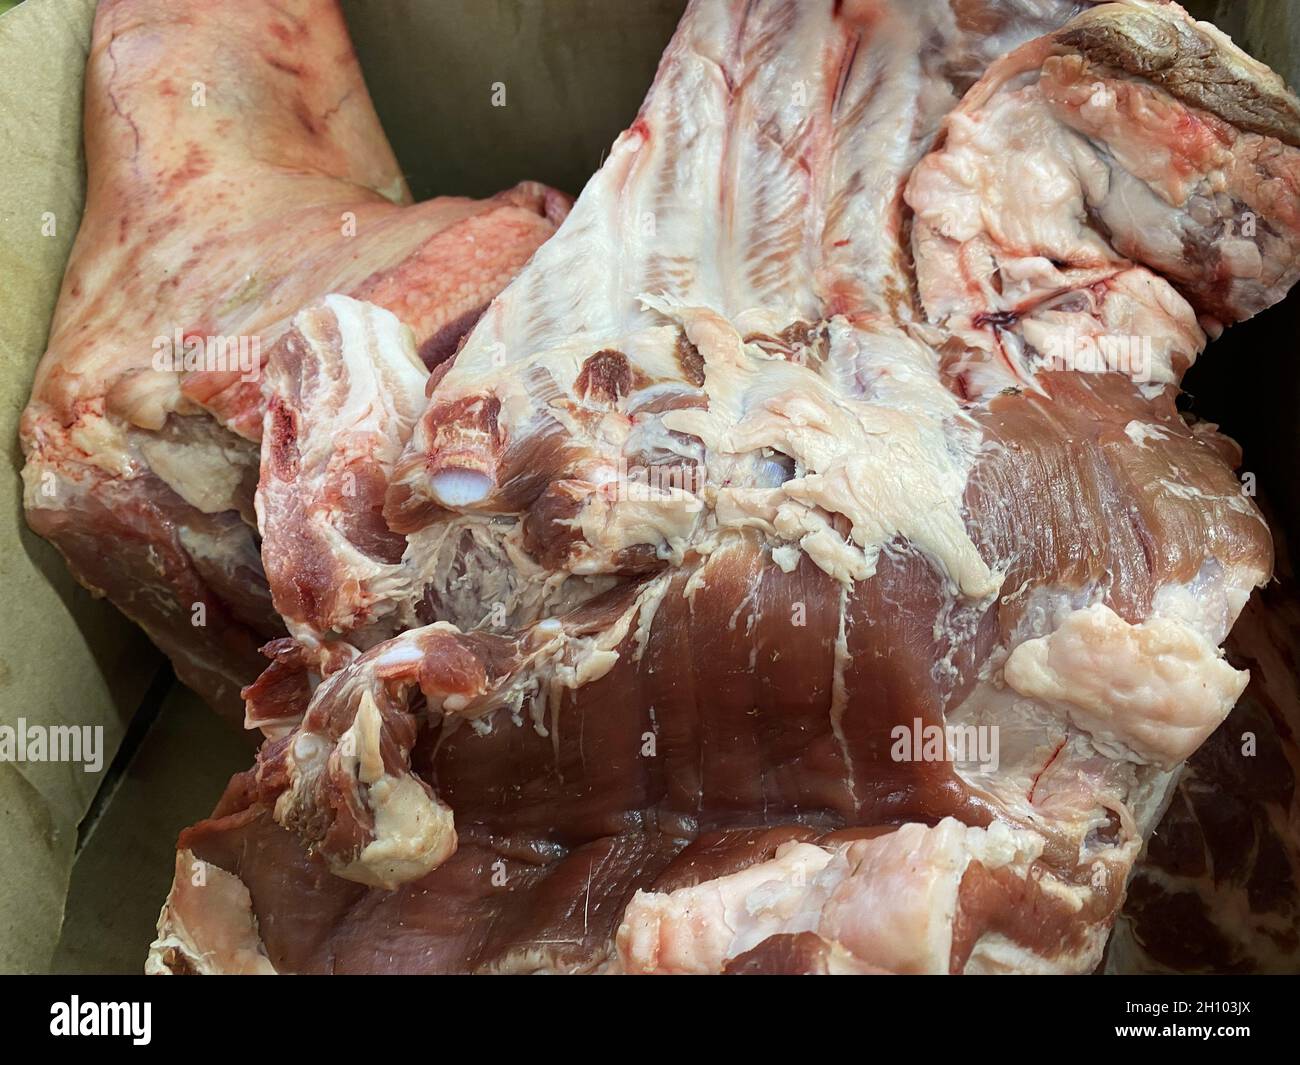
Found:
[819,819,1042,975]
[647,302,997,598]
[770,543,801,572]
[905,54,1212,393]
[322,294,427,423]
[575,484,701,568]
[332,692,457,889]
[63,408,137,478]
[346,774,457,889]
[138,432,254,515]
[964,927,1108,975]
[617,819,1046,976]
[257,296,429,644]
[289,296,426,477]
[617,842,839,975]
[1150,561,1262,646]
[1123,420,1169,447]
[910,86,1114,264]
[1004,603,1249,768]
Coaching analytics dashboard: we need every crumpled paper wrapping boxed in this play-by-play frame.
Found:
[0,0,161,973]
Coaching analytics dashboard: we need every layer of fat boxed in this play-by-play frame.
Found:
[1150,560,1262,647]
[906,64,1209,390]
[618,841,838,975]
[424,284,1001,601]
[645,299,998,599]
[575,483,702,570]
[1123,420,1170,447]
[818,819,1041,975]
[963,926,1110,975]
[320,294,427,422]
[910,83,1115,262]
[256,296,430,644]
[137,430,255,516]
[617,818,1043,976]
[1003,603,1249,769]
[332,691,456,889]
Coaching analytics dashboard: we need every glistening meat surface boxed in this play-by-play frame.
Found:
[19,0,568,718]
[151,0,1300,973]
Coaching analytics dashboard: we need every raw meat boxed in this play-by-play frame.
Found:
[1110,530,1300,974]
[19,0,568,717]
[150,0,1300,973]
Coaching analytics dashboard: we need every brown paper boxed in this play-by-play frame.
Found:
[51,686,251,973]
[0,0,160,973]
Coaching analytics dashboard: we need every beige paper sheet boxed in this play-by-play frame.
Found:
[0,0,160,973]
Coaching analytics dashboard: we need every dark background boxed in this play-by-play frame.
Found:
[1176,1,1300,541]
[341,0,688,201]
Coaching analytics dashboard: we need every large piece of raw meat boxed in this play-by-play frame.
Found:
[19,0,568,718]
[149,0,1300,973]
